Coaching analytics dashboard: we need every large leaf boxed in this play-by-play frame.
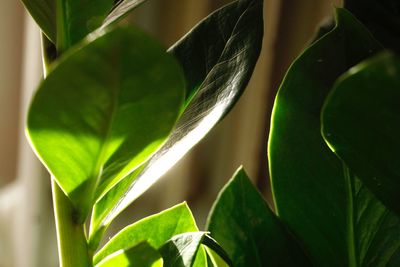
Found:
[159,232,207,267]
[207,167,311,267]
[93,203,201,265]
[90,0,264,243]
[322,52,400,216]
[95,242,163,267]
[345,0,400,50]
[268,8,400,266]
[26,26,184,218]
[20,0,56,42]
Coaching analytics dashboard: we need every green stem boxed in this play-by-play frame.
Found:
[56,0,69,52]
[343,164,358,267]
[52,179,92,267]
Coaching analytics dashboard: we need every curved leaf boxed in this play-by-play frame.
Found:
[95,242,163,267]
[322,52,400,216]
[102,0,149,29]
[59,0,115,49]
[26,26,184,218]
[93,203,199,265]
[207,167,311,267]
[160,232,207,267]
[269,8,400,266]
[20,0,55,42]
[90,0,264,243]
[21,0,115,46]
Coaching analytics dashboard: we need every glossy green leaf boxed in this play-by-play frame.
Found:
[102,0,149,29]
[345,0,400,50]
[90,0,264,243]
[322,52,400,216]
[93,203,199,265]
[207,167,311,267]
[26,26,184,218]
[20,0,55,42]
[160,232,207,267]
[201,235,233,267]
[57,0,114,50]
[95,242,163,267]
[269,8,400,266]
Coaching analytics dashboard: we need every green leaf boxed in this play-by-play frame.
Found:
[269,8,400,266]
[95,242,163,267]
[20,0,56,42]
[322,52,400,216]
[90,0,264,243]
[102,0,149,29]
[57,0,115,50]
[159,232,207,267]
[344,0,400,50]
[93,203,199,265]
[26,26,184,218]
[207,167,311,267]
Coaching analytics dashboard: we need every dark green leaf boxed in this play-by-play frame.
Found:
[90,0,264,243]
[159,232,207,267]
[95,242,163,267]
[322,52,400,216]
[102,0,149,29]
[26,26,184,218]
[207,167,311,267]
[269,8,400,266]
[93,203,200,265]
[201,235,233,267]
[58,0,115,49]
[345,0,400,51]
[20,0,55,42]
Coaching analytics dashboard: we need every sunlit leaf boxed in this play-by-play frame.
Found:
[93,203,199,265]
[269,8,400,266]
[207,167,311,267]
[95,242,163,267]
[26,26,184,218]
[90,0,264,243]
[322,52,400,216]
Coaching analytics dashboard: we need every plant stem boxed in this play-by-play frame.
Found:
[52,179,92,267]
[56,0,69,52]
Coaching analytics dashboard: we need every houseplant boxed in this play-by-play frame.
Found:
[20,0,400,266]
[22,0,263,266]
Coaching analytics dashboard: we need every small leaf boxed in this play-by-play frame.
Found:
[26,26,184,218]
[93,203,199,265]
[322,52,400,216]
[207,167,311,267]
[20,0,55,42]
[95,242,163,267]
[159,232,207,267]
[90,0,264,242]
[102,0,149,29]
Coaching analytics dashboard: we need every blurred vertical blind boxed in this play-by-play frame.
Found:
[0,0,340,266]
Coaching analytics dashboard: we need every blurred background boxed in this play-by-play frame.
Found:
[0,0,340,266]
